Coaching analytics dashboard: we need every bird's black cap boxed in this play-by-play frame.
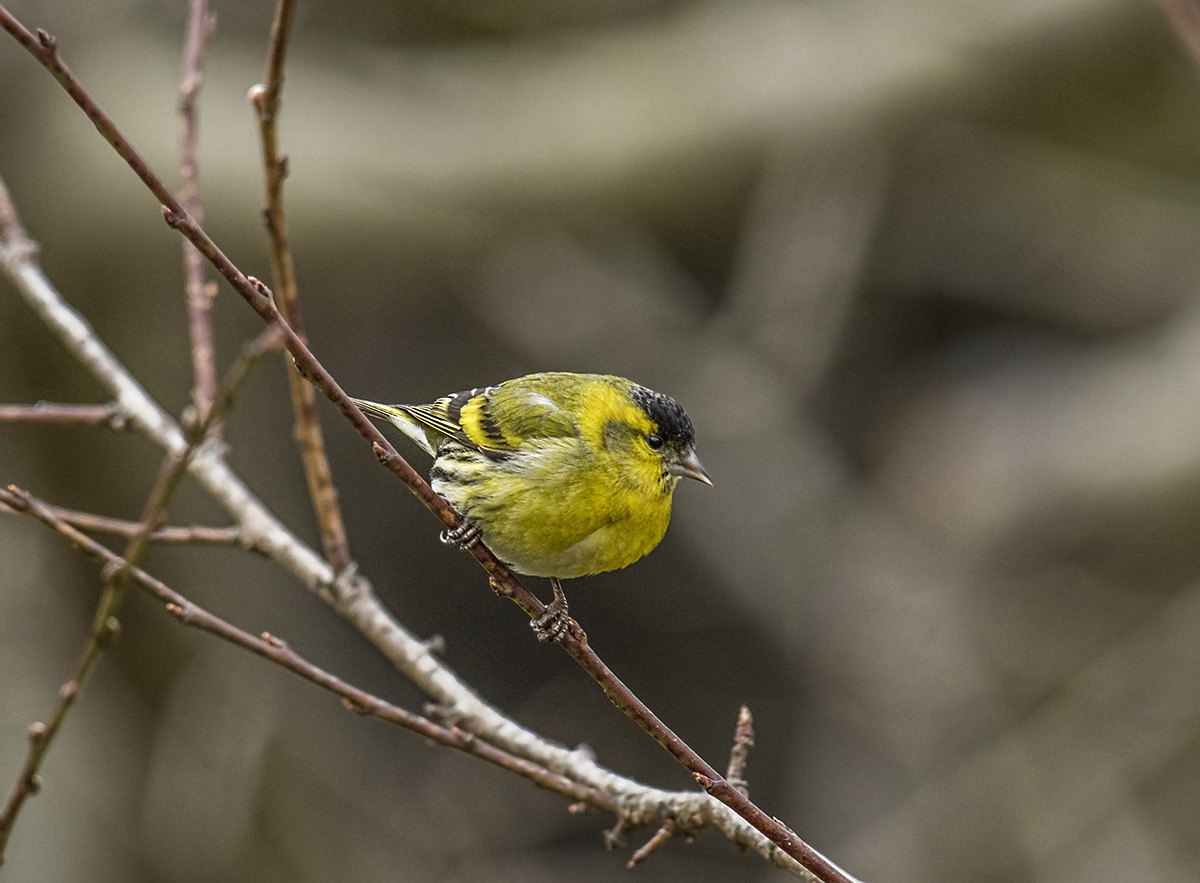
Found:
[631,385,695,447]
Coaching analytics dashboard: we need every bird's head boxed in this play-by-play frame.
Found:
[590,382,711,494]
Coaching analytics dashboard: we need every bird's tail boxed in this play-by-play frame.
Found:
[350,398,436,456]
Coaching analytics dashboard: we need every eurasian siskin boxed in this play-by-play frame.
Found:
[353,372,710,587]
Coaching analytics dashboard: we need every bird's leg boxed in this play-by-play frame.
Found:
[440,518,481,549]
[531,578,571,643]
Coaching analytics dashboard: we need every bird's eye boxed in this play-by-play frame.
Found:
[646,433,664,451]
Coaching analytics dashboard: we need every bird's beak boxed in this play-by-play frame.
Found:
[669,447,713,486]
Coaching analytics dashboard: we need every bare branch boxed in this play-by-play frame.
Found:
[178,0,218,428]
[248,0,353,573]
[0,402,126,428]
[726,705,755,798]
[7,504,247,547]
[627,820,679,868]
[0,679,89,863]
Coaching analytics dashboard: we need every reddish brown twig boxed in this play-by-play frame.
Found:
[0,11,859,880]
[1,503,247,547]
[627,819,680,868]
[178,0,218,429]
[0,485,616,817]
[0,681,89,865]
[248,0,352,574]
[0,402,125,428]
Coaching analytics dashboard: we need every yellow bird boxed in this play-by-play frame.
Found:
[353,372,710,637]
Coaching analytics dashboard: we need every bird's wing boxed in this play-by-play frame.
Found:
[478,386,579,445]
[397,377,582,458]
[414,381,577,456]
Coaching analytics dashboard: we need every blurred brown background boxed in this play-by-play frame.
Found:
[3,0,1200,881]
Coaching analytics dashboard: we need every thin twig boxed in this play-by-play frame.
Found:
[627,820,678,868]
[249,0,352,573]
[0,402,125,428]
[0,485,617,817]
[0,653,99,865]
[5,504,247,547]
[178,0,219,430]
[0,12,850,879]
[726,705,755,798]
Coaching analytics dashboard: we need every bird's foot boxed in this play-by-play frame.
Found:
[531,578,571,643]
[440,519,481,549]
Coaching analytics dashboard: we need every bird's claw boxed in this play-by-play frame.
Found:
[440,519,481,549]
[531,603,570,642]
[531,578,571,643]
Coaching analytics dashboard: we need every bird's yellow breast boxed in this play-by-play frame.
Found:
[431,388,679,578]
